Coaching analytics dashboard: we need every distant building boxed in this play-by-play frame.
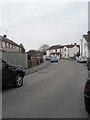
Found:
[46,43,79,59]
[46,45,64,59]
[80,33,88,59]
[0,35,21,52]
[62,43,80,59]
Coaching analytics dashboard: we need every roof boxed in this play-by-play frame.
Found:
[0,35,20,47]
[83,31,90,42]
[48,45,64,50]
[64,44,80,48]
[83,35,89,42]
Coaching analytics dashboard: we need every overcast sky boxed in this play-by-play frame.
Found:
[0,0,88,51]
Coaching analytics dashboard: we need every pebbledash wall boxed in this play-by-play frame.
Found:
[2,52,28,69]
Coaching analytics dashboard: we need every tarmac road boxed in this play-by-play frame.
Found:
[2,59,89,118]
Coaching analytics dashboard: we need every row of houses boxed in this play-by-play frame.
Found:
[46,43,80,59]
[46,31,90,60]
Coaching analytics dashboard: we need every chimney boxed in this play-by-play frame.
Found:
[74,43,77,45]
[3,35,7,38]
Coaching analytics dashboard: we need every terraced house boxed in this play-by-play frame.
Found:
[0,35,21,52]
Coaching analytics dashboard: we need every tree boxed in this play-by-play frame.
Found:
[20,44,26,53]
[39,44,49,55]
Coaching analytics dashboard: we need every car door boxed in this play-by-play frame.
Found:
[2,60,13,85]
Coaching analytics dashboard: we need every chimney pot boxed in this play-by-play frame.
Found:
[3,35,7,38]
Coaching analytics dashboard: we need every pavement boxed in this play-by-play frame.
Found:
[25,60,50,75]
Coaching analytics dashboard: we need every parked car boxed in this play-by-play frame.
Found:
[50,57,58,63]
[0,58,25,88]
[84,77,90,113]
[86,58,90,68]
[76,57,87,63]
[84,58,90,113]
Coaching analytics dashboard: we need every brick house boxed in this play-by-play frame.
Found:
[0,35,21,52]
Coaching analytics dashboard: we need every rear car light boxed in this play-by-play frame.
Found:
[85,84,90,92]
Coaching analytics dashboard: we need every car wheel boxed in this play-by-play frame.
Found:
[14,73,23,88]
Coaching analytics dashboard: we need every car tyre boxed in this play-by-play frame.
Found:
[14,73,23,88]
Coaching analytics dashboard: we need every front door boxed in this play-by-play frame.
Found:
[60,54,62,59]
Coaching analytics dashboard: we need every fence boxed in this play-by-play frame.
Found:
[28,57,43,68]
[2,52,28,69]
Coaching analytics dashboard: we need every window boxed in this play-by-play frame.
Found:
[10,44,12,48]
[55,49,57,52]
[6,43,9,48]
[65,54,66,57]
[12,45,14,49]
[85,52,86,57]
[60,49,62,52]
[64,49,66,52]
[2,41,5,48]
[2,62,6,69]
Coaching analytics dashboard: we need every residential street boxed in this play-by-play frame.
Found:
[2,60,89,118]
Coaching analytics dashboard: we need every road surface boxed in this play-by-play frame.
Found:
[2,60,89,118]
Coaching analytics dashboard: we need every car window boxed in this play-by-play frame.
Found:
[2,61,6,69]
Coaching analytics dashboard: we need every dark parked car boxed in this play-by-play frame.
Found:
[84,77,90,113]
[0,58,25,88]
[84,58,90,113]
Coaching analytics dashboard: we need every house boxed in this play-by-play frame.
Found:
[46,45,64,59]
[46,44,79,59]
[0,35,21,52]
[0,35,28,68]
[80,33,88,59]
[62,43,80,59]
